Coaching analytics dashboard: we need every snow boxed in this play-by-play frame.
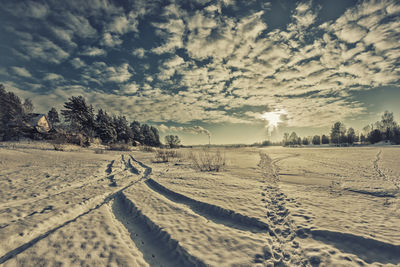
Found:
[0,142,400,266]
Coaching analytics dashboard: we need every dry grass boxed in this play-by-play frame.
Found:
[188,149,226,172]
[108,143,131,151]
[139,145,156,152]
[94,148,105,154]
[153,149,179,163]
[53,143,65,151]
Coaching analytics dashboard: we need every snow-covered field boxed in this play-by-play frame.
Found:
[0,142,399,266]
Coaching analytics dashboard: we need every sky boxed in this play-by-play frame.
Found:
[0,0,399,145]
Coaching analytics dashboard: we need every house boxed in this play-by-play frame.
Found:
[1,113,51,141]
[25,113,51,134]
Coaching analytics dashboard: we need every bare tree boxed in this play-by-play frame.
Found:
[165,135,181,148]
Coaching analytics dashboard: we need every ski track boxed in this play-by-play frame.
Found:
[112,192,206,267]
[310,229,400,265]
[0,153,152,264]
[145,178,272,234]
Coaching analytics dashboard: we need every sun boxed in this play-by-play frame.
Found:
[259,110,286,129]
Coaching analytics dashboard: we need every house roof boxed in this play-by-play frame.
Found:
[27,113,47,126]
[26,113,50,133]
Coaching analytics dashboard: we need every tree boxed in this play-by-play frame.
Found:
[23,98,34,114]
[140,124,153,146]
[130,120,143,144]
[47,107,60,127]
[165,135,181,148]
[393,127,400,145]
[347,127,356,145]
[379,111,398,142]
[331,121,346,145]
[360,133,366,143]
[114,115,133,144]
[368,129,382,144]
[302,137,309,145]
[289,132,298,146]
[95,109,116,144]
[321,134,329,144]
[61,96,95,137]
[312,135,321,145]
[150,126,161,147]
[282,132,289,146]
[0,84,26,140]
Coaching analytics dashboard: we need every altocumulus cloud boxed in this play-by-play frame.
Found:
[0,0,399,135]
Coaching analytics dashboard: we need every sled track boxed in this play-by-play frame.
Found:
[0,154,152,264]
[145,178,272,234]
[112,192,206,267]
[310,229,400,265]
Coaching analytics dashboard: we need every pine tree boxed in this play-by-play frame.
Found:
[150,126,161,147]
[312,135,321,145]
[47,107,60,127]
[61,96,95,137]
[0,84,26,140]
[130,120,143,144]
[321,134,329,144]
[330,121,346,145]
[347,127,356,144]
[140,124,153,146]
[23,99,34,114]
[114,115,133,144]
[95,109,116,144]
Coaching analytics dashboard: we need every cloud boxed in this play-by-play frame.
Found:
[10,67,32,78]
[26,2,49,18]
[49,26,76,47]
[81,62,132,84]
[43,73,63,81]
[292,1,317,28]
[70,58,86,69]
[62,12,97,39]
[80,47,107,57]
[120,82,139,94]
[101,32,123,47]
[3,2,49,19]
[132,48,146,58]
[108,13,140,34]
[158,124,211,137]
[336,23,367,43]
[18,37,69,64]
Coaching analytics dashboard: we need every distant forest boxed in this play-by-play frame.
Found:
[281,111,400,146]
[0,84,160,147]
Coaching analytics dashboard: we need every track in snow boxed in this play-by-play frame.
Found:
[0,154,152,264]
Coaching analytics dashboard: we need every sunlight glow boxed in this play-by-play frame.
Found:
[259,110,286,131]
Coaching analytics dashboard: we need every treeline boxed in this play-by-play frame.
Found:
[282,111,400,146]
[0,84,161,146]
[0,84,35,140]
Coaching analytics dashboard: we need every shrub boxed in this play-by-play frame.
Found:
[108,143,131,151]
[53,143,64,151]
[188,149,226,172]
[51,133,67,151]
[139,145,156,152]
[94,148,105,154]
[154,149,179,162]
